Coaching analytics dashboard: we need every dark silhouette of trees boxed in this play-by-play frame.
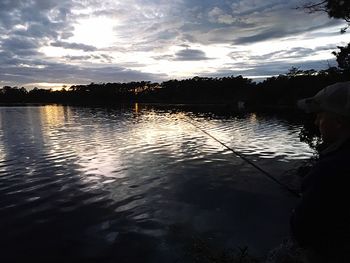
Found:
[0,86,28,102]
[1,68,349,109]
[246,66,349,111]
[332,43,350,72]
[303,0,349,19]
[143,75,253,104]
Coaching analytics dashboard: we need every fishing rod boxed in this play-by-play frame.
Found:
[184,116,301,198]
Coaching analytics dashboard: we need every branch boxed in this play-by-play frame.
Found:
[341,24,349,34]
[297,1,328,13]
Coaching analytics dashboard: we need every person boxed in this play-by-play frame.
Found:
[290,81,350,262]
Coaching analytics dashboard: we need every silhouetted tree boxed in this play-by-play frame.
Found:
[0,69,349,107]
[301,0,350,77]
[332,43,350,72]
[302,0,350,32]
[0,86,27,102]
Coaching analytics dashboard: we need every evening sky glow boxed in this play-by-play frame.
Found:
[0,0,349,89]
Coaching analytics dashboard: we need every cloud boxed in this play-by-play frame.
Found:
[0,0,76,65]
[153,48,212,61]
[251,47,315,61]
[64,55,93,61]
[208,7,236,25]
[174,49,211,61]
[1,37,42,57]
[0,51,22,65]
[244,45,338,62]
[0,0,74,36]
[51,41,98,52]
[231,0,282,16]
[63,54,114,63]
[0,62,168,87]
[233,19,344,44]
[177,0,345,46]
[0,0,348,87]
[1,37,39,51]
[200,58,338,81]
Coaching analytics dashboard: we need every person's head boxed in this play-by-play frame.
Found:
[298,81,350,144]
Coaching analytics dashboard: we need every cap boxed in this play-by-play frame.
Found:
[297,81,350,117]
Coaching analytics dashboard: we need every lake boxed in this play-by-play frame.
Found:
[0,104,315,262]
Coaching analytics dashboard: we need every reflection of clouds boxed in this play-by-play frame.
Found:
[126,109,227,161]
[38,106,126,184]
[189,113,314,160]
[2,106,314,195]
[75,144,124,182]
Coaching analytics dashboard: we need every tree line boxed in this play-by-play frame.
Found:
[1,65,349,111]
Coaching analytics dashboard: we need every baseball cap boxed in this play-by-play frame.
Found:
[297,81,350,117]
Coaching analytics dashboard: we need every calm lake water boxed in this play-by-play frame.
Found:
[0,105,315,262]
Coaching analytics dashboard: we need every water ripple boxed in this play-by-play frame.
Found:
[0,105,314,261]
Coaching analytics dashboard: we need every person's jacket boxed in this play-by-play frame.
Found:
[290,138,350,256]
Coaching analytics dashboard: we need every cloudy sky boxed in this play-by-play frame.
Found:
[0,0,349,89]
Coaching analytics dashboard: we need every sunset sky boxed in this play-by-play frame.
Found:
[0,0,349,89]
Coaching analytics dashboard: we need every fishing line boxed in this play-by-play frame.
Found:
[184,116,301,198]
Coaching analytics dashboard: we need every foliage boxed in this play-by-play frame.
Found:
[301,0,350,77]
[187,237,260,263]
[299,118,323,152]
[303,0,350,19]
[332,43,350,71]
[302,0,350,32]
[304,0,350,35]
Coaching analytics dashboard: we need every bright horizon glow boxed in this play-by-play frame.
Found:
[26,83,74,91]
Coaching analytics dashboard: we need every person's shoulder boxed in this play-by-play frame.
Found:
[320,138,350,164]
[301,148,350,192]
[323,144,350,171]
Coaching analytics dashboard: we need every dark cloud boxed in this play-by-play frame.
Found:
[233,29,286,45]
[0,51,22,65]
[64,55,92,61]
[153,48,212,61]
[0,0,74,34]
[63,54,114,63]
[177,1,345,46]
[228,45,340,64]
[51,41,98,52]
[0,62,167,87]
[204,59,338,81]
[12,23,59,39]
[233,19,344,44]
[0,0,76,69]
[2,37,39,50]
[1,37,42,57]
[174,49,211,61]
[243,47,316,61]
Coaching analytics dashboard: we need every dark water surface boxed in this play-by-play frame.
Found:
[0,105,314,262]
